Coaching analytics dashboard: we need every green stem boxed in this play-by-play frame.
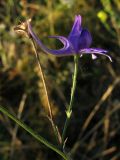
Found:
[62,55,79,143]
[0,105,68,160]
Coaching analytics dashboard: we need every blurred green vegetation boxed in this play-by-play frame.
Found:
[0,0,120,160]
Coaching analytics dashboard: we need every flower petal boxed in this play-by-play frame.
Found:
[79,48,112,61]
[78,29,92,49]
[68,15,83,52]
[48,36,70,49]
[68,15,82,37]
[92,54,97,59]
[27,20,74,56]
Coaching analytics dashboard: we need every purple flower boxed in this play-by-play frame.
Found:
[27,15,112,61]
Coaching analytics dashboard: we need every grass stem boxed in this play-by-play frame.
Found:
[0,105,68,160]
[30,38,61,145]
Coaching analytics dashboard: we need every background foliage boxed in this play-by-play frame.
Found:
[0,0,120,159]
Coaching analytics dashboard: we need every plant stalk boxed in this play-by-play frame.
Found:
[62,55,79,144]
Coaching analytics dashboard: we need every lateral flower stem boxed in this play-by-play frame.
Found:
[62,55,79,144]
[0,105,69,160]
[30,37,61,145]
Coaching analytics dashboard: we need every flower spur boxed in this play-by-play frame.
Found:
[26,15,112,61]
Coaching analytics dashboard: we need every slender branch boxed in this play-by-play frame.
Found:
[30,38,61,144]
[62,55,79,144]
[0,105,68,160]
